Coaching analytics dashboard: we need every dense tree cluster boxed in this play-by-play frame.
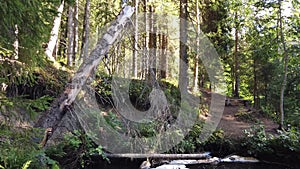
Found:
[0,0,299,165]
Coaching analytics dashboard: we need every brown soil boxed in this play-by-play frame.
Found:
[200,89,278,138]
[217,105,278,138]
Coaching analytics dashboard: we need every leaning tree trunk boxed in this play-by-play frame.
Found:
[35,6,135,136]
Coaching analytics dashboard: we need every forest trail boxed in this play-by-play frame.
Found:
[217,105,278,138]
[201,90,278,138]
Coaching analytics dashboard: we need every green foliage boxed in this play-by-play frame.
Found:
[103,112,124,132]
[170,122,204,153]
[270,127,300,152]
[95,73,181,115]
[0,0,60,65]
[0,125,59,169]
[0,94,53,123]
[242,125,300,156]
[242,125,272,155]
[234,111,258,123]
[46,130,109,168]
[25,95,53,119]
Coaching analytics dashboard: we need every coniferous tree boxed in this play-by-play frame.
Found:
[80,0,90,61]
[179,0,188,92]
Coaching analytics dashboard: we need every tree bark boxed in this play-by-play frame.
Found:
[104,153,210,159]
[45,0,64,63]
[234,11,240,98]
[35,6,135,133]
[80,0,91,61]
[148,5,157,82]
[193,0,200,92]
[253,58,258,108]
[73,0,79,66]
[141,0,148,79]
[179,0,188,93]
[13,24,19,60]
[58,16,68,59]
[67,4,75,66]
[160,33,168,79]
[132,0,139,78]
[279,1,289,130]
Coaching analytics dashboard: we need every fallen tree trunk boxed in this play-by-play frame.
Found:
[104,153,211,159]
[34,6,135,133]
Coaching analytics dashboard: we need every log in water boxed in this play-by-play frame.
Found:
[105,152,211,159]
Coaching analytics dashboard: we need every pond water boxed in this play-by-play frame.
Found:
[87,158,296,169]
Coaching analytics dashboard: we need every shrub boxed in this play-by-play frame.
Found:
[0,125,59,169]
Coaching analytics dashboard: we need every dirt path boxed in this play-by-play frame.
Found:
[217,104,278,138]
[200,90,278,138]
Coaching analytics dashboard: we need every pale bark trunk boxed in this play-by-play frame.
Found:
[80,0,91,61]
[132,0,139,78]
[279,1,289,130]
[193,0,200,92]
[35,6,135,132]
[13,24,19,60]
[45,1,65,63]
[67,5,74,66]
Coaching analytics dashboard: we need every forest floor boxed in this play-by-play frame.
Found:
[217,105,278,138]
[200,90,279,138]
[0,86,279,140]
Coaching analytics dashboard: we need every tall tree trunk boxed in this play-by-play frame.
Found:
[160,32,168,79]
[179,0,188,93]
[234,11,240,98]
[45,0,65,63]
[80,0,91,61]
[199,70,204,88]
[58,17,67,59]
[279,1,289,130]
[253,57,258,108]
[148,5,157,82]
[73,0,79,66]
[132,0,139,78]
[142,0,148,79]
[193,0,200,92]
[67,5,75,66]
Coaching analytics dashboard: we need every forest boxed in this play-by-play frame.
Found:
[0,0,299,169]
